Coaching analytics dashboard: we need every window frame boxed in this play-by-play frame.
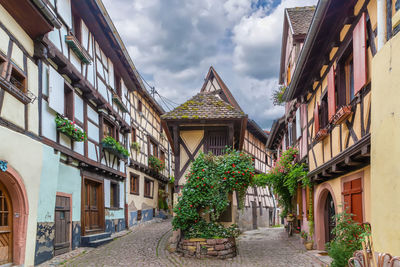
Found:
[138,99,143,113]
[148,137,158,158]
[130,173,139,195]
[143,178,154,199]
[110,182,119,209]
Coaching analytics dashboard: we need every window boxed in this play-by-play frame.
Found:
[336,51,355,109]
[144,178,154,198]
[149,139,158,157]
[64,83,74,120]
[160,150,165,165]
[10,66,26,92]
[103,120,114,138]
[72,11,81,43]
[114,73,121,96]
[206,130,228,156]
[130,173,139,195]
[138,99,143,113]
[288,123,293,146]
[319,93,329,129]
[131,127,136,143]
[110,182,119,208]
[0,55,7,78]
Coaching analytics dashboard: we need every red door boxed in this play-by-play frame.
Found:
[342,178,363,224]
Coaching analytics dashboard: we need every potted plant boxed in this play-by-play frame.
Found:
[101,136,130,159]
[148,155,165,172]
[55,114,87,142]
[131,141,140,153]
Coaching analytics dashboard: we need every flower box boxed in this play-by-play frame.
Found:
[148,155,165,172]
[315,128,328,142]
[55,115,87,142]
[112,92,129,113]
[330,105,352,125]
[101,137,129,159]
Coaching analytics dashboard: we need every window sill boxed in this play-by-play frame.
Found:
[144,195,153,199]
[107,207,122,210]
[314,128,329,142]
[130,192,139,196]
[65,35,91,64]
[330,105,352,125]
[0,78,31,104]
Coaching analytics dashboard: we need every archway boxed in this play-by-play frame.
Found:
[0,165,29,265]
[314,183,337,250]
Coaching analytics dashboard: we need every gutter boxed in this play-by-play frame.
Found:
[31,0,62,29]
[283,0,330,101]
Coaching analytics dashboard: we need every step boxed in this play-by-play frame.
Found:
[86,236,114,248]
[81,232,111,246]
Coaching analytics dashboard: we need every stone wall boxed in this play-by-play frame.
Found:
[177,238,237,259]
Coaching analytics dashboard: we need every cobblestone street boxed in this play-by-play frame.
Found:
[61,220,327,267]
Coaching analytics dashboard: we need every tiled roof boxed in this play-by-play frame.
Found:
[161,93,247,120]
[286,6,315,36]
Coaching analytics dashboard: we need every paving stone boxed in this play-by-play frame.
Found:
[54,220,328,267]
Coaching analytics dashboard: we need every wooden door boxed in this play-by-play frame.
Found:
[324,193,336,243]
[84,180,102,234]
[343,178,363,224]
[0,186,12,265]
[251,201,257,230]
[54,195,71,256]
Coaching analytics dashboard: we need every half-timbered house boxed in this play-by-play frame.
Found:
[126,84,174,227]
[269,6,315,233]
[162,67,276,229]
[29,0,172,264]
[0,1,60,265]
[283,0,374,250]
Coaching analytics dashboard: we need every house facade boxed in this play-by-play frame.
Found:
[162,67,276,229]
[0,0,173,265]
[283,0,374,250]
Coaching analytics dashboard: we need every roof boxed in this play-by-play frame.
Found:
[200,67,243,112]
[283,0,358,101]
[286,6,315,36]
[266,116,286,150]
[161,92,247,120]
[247,119,269,144]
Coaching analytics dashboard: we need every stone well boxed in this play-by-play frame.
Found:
[177,237,237,259]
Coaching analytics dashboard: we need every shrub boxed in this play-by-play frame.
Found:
[326,209,367,267]
[172,148,254,238]
[272,85,286,106]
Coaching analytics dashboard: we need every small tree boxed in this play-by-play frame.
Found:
[172,148,254,238]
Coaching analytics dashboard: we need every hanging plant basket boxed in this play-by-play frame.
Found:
[55,114,87,142]
[101,136,129,159]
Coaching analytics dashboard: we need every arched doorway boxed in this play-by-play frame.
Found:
[315,183,337,250]
[324,192,336,244]
[0,165,29,265]
[0,184,12,264]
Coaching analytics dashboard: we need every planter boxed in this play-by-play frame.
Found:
[177,237,237,259]
[315,128,328,142]
[304,241,314,250]
[331,105,352,125]
[102,142,128,160]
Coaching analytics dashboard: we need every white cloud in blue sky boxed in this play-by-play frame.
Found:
[103,0,317,129]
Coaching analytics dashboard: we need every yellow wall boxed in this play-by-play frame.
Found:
[178,130,204,185]
[371,32,400,255]
[126,168,159,211]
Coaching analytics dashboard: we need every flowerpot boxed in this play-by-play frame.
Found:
[304,241,313,250]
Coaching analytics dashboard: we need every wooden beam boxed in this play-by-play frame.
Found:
[345,156,358,166]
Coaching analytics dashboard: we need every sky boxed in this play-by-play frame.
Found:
[103,0,318,130]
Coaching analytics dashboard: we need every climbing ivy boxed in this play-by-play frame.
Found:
[172,148,254,238]
[253,147,310,217]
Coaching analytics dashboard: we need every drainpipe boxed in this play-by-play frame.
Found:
[377,0,386,51]
[31,0,62,29]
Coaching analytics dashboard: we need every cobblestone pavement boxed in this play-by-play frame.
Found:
[64,220,327,267]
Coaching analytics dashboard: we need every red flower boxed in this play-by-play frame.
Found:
[223,177,226,180]
[195,220,197,223]
[227,171,230,173]
[242,173,245,176]
[203,184,205,186]
[74,129,77,131]
[190,205,193,207]
[202,169,205,172]
[179,208,181,210]
[240,154,243,156]
[196,185,199,188]
[235,182,238,184]
[211,186,214,188]
[197,176,199,179]
[232,164,236,168]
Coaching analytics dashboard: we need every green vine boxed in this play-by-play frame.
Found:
[172,148,254,238]
[253,147,310,216]
[55,114,87,142]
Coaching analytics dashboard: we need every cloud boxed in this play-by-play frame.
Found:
[103,0,317,129]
